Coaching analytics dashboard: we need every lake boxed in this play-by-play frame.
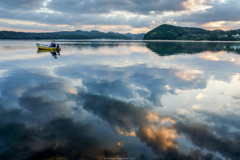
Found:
[1,40,240,160]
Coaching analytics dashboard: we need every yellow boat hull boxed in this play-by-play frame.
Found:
[36,43,61,51]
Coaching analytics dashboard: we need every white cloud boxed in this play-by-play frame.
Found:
[196,93,207,100]
[192,105,201,110]
[176,108,189,115]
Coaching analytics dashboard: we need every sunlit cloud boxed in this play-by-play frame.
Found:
[183,0,212,11]
[174,69,204,81]
[114,126,136,137]
[202,21,228,30]
[192,105,201,110]
[161,117,176,124]
[138,124,180,151]
[196,93,207,100]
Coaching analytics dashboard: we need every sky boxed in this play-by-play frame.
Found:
[0,0,240,33]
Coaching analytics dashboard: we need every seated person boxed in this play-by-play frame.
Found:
[49,40,56,47]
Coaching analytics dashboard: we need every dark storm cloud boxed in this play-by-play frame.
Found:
[79,93,150,133]
[0,71,129,160]
[0,70,77,125]
[0,100,27,124]
[195,109,240,131]
[0,0,45,10]
[47,0,187,15]
[0,8,156,28]
[0,0,186,27]
[78,93,222,159]
[0,84,73,125]
[0,118,127,160]
[174,122,240,160]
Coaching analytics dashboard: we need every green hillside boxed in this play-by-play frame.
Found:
[143,24,239,41]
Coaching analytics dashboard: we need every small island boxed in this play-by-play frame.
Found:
[143,24,240,41]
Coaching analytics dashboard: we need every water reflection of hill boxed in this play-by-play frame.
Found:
[61,41,145,49]
[145,42,240,56]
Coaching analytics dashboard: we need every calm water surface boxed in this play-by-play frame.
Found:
[1,40,240,160]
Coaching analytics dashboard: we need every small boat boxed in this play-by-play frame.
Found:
[36,43,61,51]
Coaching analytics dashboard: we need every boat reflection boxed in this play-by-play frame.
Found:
[37,49,61,59]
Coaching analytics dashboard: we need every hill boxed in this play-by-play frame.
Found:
[0,31,89,39]
[123,33,145,40]
[0,30,132,40]
[54,30,131,39]
[107,32,145,40]
[143,24,240,41]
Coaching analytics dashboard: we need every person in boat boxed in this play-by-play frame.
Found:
[56,44,59,52]
[49,40,56,47]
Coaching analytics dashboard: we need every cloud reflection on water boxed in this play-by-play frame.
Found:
[1,41,240,159]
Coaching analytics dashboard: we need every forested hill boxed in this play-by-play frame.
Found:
[0,30,131,40]
[54,30,131,39]
[143,24,240,41]
[0,31,89,39]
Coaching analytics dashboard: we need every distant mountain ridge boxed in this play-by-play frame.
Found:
[107,32,145,40]
[0,30,134,40]
[53,30,132,39]
[2,24,240,40]
[143,24,240,41]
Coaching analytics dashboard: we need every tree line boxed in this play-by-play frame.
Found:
[0,30,132,40]
[143,24,240,41]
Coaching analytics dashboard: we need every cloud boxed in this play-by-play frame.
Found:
[0,0,240,32]
[176,108,189,115]
[192,105,201,110]
[196,109,240,130]
[79,93,153,134]
[0,118,128,160]
[174,122,240,159]
[0,0,185,30]
[0,0,45,11]
[77,92,228,159]
[0,70,131,160]
[56,63,202,107]
[196,93,207,100]
[46,0,187,15]
[2,44,240,160]
[233,94,240,99]
[168,0,240,25]
[0,21,73,32]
